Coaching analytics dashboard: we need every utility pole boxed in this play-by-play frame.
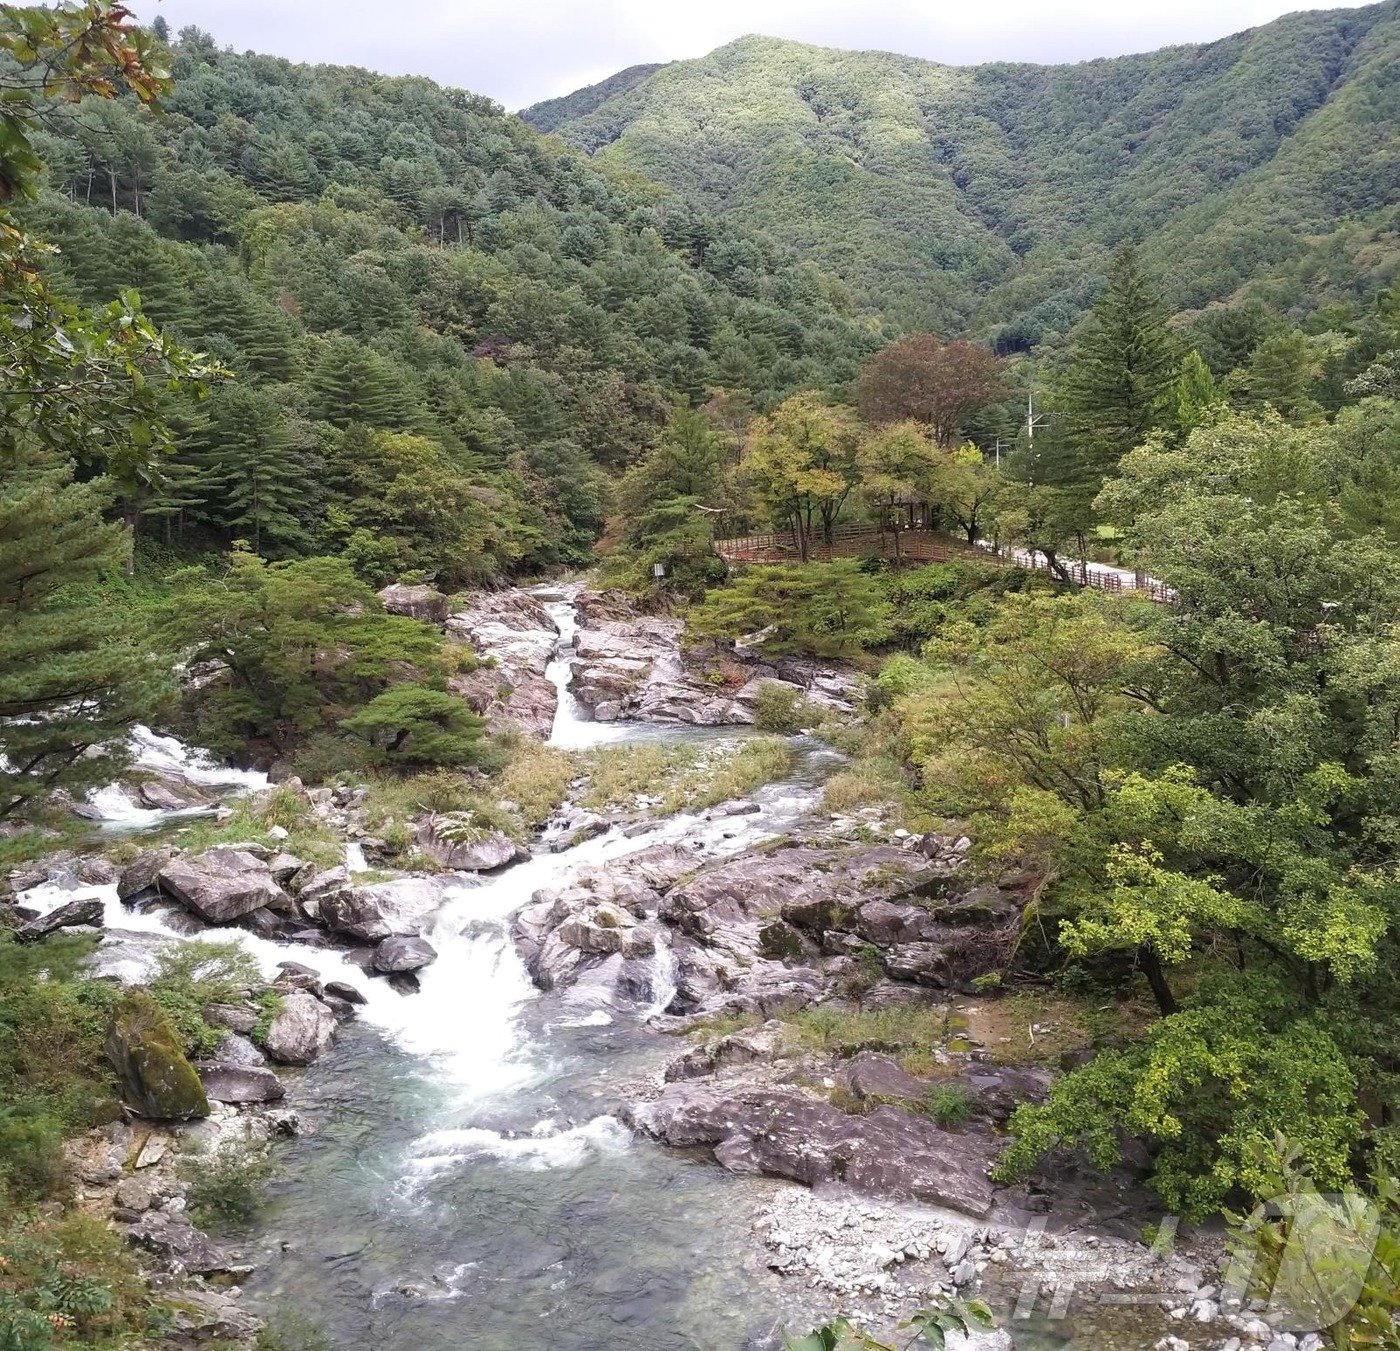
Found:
[1026,387,1046,443]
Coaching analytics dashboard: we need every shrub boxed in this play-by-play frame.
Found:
[752,682,810,733]
[0,1107,67,1204]
[925,1084,974,1128]
[0,936,119,1205]
[0,1211,151,1347]
[255,1308,333,1351]
[182,1140,273,1228]
[148,940,263,1059]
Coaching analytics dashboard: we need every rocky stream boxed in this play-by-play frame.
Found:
[6,584,1316,1351]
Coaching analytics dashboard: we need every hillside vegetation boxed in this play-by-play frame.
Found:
[526,5,1400,341]
[22,31,879,579]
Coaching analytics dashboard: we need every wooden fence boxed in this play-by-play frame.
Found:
[712,526,1174,602]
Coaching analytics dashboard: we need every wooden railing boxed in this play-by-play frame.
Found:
[712,527,1174,602]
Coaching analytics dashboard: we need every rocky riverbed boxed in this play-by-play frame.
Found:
[2,584,1313,1350]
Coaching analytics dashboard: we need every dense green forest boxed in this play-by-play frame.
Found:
[20,29,880,579]
[527,5,1400,342]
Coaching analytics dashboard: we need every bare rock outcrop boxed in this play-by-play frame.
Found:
[445,589,561,738]
[626,1082,997,1217]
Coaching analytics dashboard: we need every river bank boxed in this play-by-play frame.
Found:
[3,582,1307,1350]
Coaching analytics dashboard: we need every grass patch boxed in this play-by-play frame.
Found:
[925,1083,974,1128]
[170,788,341,869]
[785,1002,950,1058]
[360,769,527,852]
[680,1010,761,1040]
[821,755,909,816]
[577,737,795,818]
[959,989,1153,1067]
[664,736,795,813]
[495,740,577,828]
[578,742,701,810]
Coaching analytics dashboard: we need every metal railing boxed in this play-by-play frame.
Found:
[712,527,1174,602]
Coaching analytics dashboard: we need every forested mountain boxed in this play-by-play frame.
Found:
[522,62,669,133]
[22,31,879,580]
[525,4,1400,342]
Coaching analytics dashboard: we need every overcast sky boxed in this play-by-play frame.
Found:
[131,1,1347,111]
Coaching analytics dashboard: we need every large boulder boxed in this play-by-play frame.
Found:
[164,1288,263,1342]
[133,771,215,811]
[444,589,561,739]
[156,848,287,923]
[664,1020,788,1082]
[16,896,104,941]
[377,582,450,623]
[195,1062,286,1104]
[445,589,559,674]
[105,991,210,1120]
[627,1083,995,1217]
[448,665,558,741]
[513,842,700,994]
[318,876,448,941]
[118,847,179,902]
[835,1051,930,1104]
[373,934,437,973]
[126,1211,236,1276]
[419,815,518,871]
[262,990,337,1066]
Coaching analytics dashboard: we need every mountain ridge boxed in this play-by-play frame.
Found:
[523,6,1400,340]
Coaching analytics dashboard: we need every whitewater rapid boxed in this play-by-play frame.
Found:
[20,590,829,1175]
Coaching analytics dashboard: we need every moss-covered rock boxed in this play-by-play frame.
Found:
[104,991,210,1120]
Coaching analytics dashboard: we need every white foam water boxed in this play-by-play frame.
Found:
[643,934,679,1018]
[404,1116,631,1179]
[50,591,825,1180]
[127,724,269,791]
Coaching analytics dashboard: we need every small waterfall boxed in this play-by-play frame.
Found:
[84,784,171,828]
[535,584,629,750]
[81,724,269,825]
[344,842,368,873]
[644,932,679,1017]
[128,724,269,791]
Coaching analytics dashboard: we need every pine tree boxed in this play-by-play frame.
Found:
[187,386,313,554]
[0,450,172,819]
[308,336,413,429]
[1173,350,1220,437]
[1061,246,1179,487]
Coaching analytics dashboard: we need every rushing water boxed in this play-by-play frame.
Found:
[19,595,839,1346]
[20,594,1182,1349]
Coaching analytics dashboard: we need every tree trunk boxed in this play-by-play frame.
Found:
[1139,945,1177,1016]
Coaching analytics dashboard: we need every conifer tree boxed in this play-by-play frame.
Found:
[0,450,171,818]
[187,386,313,553]
[0,2,210,815]
[1061,246,1179,489]
[308,336,413,428]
